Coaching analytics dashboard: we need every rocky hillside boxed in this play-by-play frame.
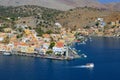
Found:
[0,0,120,11]
[105,2,120,11]
[56,7,106,29]
[0,0,111,11]
[55,7,120,29]
[0,5,120,31]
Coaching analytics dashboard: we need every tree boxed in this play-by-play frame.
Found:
[49,42,55,49]
[84,26,90,29]
[35,27,44,36]
[46,50,53,54]
[46,30,53,34]
[16,33,23,39]
[95,22,99,26]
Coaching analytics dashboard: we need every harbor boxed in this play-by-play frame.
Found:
[0,46,80,60]
[0,25,83,60]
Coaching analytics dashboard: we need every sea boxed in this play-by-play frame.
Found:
[0,37,120,80]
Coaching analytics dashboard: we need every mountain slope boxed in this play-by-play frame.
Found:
[55,7,120,29]
[0,0,106,10]
[0,0,73,10]
[105,2,120,11]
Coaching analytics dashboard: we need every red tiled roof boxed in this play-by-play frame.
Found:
[56,42,64,48]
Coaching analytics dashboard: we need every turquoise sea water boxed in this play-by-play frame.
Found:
[0,37,120,80]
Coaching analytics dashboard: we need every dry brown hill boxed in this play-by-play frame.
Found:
[0,0,107,11]
[105,2,120,11]
[55,7,120,29]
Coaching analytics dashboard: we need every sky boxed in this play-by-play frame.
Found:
[99,0,120,3]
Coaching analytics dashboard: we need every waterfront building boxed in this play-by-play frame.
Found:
[53,41,65,55]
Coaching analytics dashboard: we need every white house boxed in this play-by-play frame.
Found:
[0,37,4,41]
[43,43,49,50]
[55,22,62,28]
[53,47,65,55]
[97,18,104,22]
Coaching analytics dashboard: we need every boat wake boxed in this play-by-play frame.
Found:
[72,63,94,69]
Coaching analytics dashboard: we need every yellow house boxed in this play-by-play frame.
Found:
[24,29,31,35]
[27,46,35,53]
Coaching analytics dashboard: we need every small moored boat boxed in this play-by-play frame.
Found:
[3,52,11,56]
[81,54,87,58]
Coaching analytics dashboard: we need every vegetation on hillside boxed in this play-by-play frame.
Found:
[0,5,120,37]
[0,5,63,35]
[0,5,61,17]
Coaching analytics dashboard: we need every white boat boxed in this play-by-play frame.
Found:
[86,63,94,68]
[81,54,87,58]
[3,52,11,56]
[80,63,94,68]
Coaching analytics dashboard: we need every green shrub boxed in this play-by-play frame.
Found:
[46,50,53,54]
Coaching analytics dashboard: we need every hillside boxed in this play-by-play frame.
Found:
[0,5,62,18]
[0,5,120,37]
[0,0,108,11]
[55,7,120,29]
[105,2,120,11]
[0,5,62,26]
[0,5,120,29]
[0,5,63,33]
[56,7,106,28]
